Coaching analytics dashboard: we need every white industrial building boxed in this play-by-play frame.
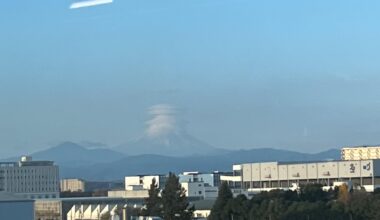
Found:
[108,175,167,200]
[179,172,221,200]
[125,175,167,190]
[224,159,380,192]
[341,145,380,161]
[116,173,219,200]
[35,197,130,220]
[67,204,123,220]
[179,171,226,187]
[0,156,60,199]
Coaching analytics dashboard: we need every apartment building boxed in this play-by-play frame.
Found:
[0,156,60,199]
[342,145,380,160]
[60,178,86,192]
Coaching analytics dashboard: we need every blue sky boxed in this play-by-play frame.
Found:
[1,0,380,156]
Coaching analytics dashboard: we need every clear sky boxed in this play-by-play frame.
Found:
[1,0,380,156]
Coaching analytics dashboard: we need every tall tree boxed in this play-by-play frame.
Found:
[161,172,193,220]
[209,181,233,220]
[337,184,350,205]
[142,178,162,216]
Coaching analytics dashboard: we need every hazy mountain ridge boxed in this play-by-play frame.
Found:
[1,142,340,180]
[60,147,340,180]
[114,132,226,156]
[7,142,125,167]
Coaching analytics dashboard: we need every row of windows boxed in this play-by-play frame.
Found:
[30,194,58,199]
[6,176,57,180]
[1,169,57,174]
[8,187,58,192]
[242,177,377,189]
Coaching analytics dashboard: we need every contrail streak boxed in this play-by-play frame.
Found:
[69,0,113,9]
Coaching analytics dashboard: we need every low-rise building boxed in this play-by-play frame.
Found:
[191,199,215,220]
[125,175,167,190]
[179,172,220,200]
[181,181,218,200]
[179,171,229,188]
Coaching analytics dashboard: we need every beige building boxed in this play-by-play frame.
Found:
[60,179,85,192]
[34,199,62,220]
[342,145,380,160]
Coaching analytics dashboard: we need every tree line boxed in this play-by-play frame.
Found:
[141,172,194,220]
[209,182,380,220]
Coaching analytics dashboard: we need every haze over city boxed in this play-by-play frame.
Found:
[1,0,380,157]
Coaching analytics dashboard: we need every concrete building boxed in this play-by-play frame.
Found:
[0,156,60,199]
[0,193,34,220]
[179,172,220,200]
[60,179,86,192]
[228,159,380,192]
[179,171,228,187]
[342,145,380,160]
[125,175,167,190]
[181,181,218,200]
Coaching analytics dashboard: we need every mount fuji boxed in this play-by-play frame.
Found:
[114,132,225,157]
[114,104,227,156]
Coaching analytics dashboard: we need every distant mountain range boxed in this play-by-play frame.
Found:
[114,132,226,157]
[3,142,340,180]
[31,142,125,167]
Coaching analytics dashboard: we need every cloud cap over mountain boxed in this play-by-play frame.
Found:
[115,104,221,156]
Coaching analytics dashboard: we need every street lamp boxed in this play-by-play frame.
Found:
[122,204,128,220]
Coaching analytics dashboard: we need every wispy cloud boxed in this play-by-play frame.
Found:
[145,104,185,138]
[69,0,113,9]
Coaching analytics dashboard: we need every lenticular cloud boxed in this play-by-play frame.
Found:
[145,104,184,138]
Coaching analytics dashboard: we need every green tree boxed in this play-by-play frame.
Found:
[142,178,162,216]
[300,183,328,202]
[161,172,193,220]
[209,181,233,220]
[225,194,249,220]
